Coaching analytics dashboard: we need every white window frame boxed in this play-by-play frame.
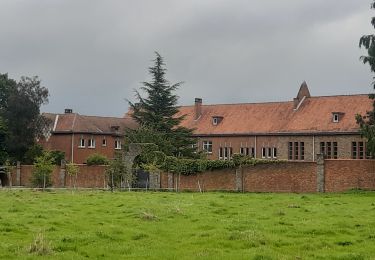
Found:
[267,147,272,158]
[88,138,95,148]
[78,138,85,148]
[102,138,107,147]
[273,147,277,158]
[203,141,213,153]
[212,117,218,125]
[240,147,245,155]
[115,140,122,150]
[261,147,266,158]
[219,147,223,159]
[333,113,339,123]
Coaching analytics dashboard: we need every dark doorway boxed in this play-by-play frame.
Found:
[0,168,9,187]
[133,169,150,189]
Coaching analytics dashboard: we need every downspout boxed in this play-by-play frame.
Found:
[254,136,257,158]
[312,135,315,161]
[71,133,74,163]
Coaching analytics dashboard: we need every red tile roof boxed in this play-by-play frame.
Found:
[43,113,137,134]
[176,94,372,136]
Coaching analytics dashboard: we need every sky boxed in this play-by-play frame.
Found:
[0,0,374,117]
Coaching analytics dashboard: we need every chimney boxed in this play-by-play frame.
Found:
[194,98,202,120]
[64,108,73,114]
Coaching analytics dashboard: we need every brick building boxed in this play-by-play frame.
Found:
[38,109,137,164]
[176,83,372,161]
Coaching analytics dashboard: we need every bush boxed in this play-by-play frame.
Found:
[49,150,65,165]
[86,153,109,166]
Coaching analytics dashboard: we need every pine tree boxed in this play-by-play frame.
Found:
[127,52,196,157]
[357,1,375,156]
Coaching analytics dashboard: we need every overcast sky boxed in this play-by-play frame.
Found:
[0,0,374,117]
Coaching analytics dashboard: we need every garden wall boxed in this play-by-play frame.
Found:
[7,158,375,192]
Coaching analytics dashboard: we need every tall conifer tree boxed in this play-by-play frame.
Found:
[127,52,196,157]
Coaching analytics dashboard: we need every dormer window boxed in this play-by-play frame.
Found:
[212,116,223,126]
[332,112,344,123]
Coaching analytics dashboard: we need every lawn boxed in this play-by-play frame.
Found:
[0,189,374,259]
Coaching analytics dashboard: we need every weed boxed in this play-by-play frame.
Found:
[28,232,52,255]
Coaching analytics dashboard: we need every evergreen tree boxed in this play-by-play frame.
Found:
[127,52,196,157]
[357,0,375,156]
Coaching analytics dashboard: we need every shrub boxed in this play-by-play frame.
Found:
[86,153,109,166]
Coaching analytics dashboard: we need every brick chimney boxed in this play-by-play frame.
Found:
[194,98,202,120]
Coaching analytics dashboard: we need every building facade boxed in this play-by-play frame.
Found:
[176,83,372,161]
[38,109,137,164]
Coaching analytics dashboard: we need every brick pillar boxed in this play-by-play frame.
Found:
[149,172,160,189]
[235,167,243,192]
[168,173,174,190]
[60,160,66,188]
[316,154,325,192]
[16,161,21,186]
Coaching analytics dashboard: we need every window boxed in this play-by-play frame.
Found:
[203,141,213,153]
[320,142,325,155]
[333,142,338,159]
[294,142,299,160]
[300,142,304,160]
[352,142,357,159]
[212,117,218,125]
[102,138,107,147]
[251,147,255,158]
[288,142,304,160]
[262,147,266,158]
[288,142,293,160]
[219,147,223,159]
[115,140,121,150]
[359,142,364,159]
[240,147,250,156]
[273,147,277,158]
[88,138,95,148]
[79,138,85,148]
[267,147,272,158]
[333,113,339,123]
[327,142,332,159]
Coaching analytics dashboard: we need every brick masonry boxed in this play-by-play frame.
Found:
[7,160,375,192]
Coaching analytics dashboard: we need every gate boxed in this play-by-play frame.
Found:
[133,169,150,189]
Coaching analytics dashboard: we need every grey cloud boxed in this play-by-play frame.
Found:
[0,0,373,116]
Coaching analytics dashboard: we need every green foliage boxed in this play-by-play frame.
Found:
[86,153,109,166]
[127,52,196,157]
[0,116,8,164]
[31,152,55,188]
[49,150,65,165]
[106,152,133,189]
[0,73,49,162]
[358,1,375,157]
[137,148,286,176]
[23,144,44,164]
[66,162,79,189]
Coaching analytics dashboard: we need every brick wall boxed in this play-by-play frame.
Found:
[7,159,375,192]
[324,159,375,192]
[243,162,316,192]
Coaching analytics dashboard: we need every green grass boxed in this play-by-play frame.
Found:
[0,189,375,259]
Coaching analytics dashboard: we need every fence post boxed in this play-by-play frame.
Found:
[316,154,325,193]
[168,172,173,191]
[16,161,21,186]
[60,160,66,188]
[235,167,243,192]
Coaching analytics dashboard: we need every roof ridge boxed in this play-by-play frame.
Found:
[179,93,369,108]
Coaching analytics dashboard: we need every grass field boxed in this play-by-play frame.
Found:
[0,189,375,259]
